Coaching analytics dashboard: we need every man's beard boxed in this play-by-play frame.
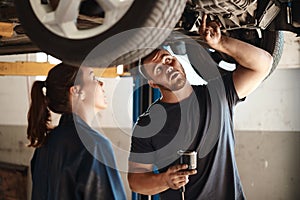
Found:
[158,76,187,92]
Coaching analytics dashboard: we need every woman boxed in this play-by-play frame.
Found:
[27,63,126,200]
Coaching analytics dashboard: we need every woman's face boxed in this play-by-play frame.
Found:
[80,67,108,111]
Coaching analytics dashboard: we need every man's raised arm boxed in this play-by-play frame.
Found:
[199,14,273,99]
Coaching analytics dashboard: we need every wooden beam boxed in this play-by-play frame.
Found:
[0,62,54,76]
[0,22,14,38]
[94,67,117,78]
[0,61,126,77]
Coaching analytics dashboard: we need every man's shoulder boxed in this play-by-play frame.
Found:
[136,111,151,126]
[135,98,165,127]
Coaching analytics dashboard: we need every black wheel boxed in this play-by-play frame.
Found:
[14,0,186,67]
[211,29,284,79]
[261,30,284,78]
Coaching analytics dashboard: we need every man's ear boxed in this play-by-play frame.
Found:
[148,80,159,88]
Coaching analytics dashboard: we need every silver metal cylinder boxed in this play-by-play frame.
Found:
[177,150,197,170]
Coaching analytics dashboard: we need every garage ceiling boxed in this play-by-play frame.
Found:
[0,0,40,55]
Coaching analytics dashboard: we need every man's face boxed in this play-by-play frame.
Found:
[143,49,187,91]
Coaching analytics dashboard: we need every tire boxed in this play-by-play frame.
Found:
[14,0,186,67]
[261,30,284,79]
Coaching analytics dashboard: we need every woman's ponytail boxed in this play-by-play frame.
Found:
[27,81,51,147]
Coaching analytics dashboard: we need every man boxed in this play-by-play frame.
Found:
[128,14,273,200]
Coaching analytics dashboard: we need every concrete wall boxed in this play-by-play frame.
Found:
[234,31,300,200]
[234,69,300,200]
[236,131,300,200]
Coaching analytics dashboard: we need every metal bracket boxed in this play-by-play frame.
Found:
[258,1,281,29]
